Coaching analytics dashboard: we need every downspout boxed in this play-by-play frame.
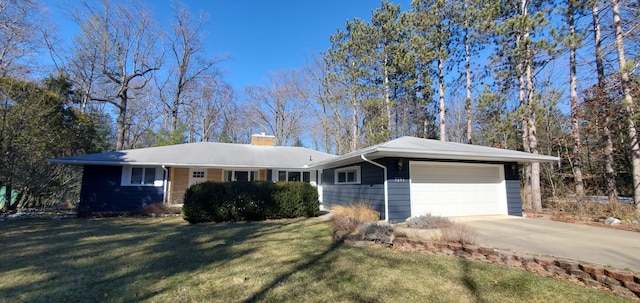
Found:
[162,165,168,204]
[361,154,389,222]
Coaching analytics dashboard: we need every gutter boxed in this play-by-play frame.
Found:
[162,165,168,204]
[360,154,389,222]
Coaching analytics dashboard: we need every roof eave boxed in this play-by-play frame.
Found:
[374,148,560,163]
[48,159,325,169]
[309,149,558,168]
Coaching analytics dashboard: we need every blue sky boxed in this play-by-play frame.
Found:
[168,0,411,90]
[45,0,412,90]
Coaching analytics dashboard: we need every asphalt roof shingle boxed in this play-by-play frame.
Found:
[50,136,558,169]
[50,142,336,169]
[311,136,559,167]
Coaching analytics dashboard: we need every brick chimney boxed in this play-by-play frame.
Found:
[251,132,275,146]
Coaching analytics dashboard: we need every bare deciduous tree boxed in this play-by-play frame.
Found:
[72,0,162,150]
[156,2,225,132]
[187,79,234,142]
[303,55,352,154]
[245,70,307,146]
[0,0,49,78]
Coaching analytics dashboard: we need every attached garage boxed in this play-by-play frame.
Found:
[311,136,558,222]
[410,162,507,217]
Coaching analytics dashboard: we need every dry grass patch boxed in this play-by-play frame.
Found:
[331,203,380,222]
[330,203,380,238]
[435,223,478,245]
[545,200,637,222]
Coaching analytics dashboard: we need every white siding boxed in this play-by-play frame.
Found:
[409,162,508,217]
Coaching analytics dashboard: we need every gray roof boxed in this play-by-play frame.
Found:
[50,136,558,169]
[49,142,336,169]
[311,136,559,168]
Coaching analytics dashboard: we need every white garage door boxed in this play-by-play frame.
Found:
[410,162,507,217]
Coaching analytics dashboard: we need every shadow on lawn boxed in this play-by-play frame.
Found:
[0,217,323,302]
[242,241,341,303]
[460,259,486,303]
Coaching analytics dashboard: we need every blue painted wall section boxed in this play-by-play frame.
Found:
[505,180,523,216]
[80,165,164,212]
[322,184,385,216]
[321,157,411,221]
[377,157,411,222]
[504,162,522,216]
[387,179,411,222]
[322,161,385,218]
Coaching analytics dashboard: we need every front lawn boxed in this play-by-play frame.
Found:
[0,216,631,302]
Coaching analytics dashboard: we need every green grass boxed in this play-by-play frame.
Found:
[0,216,631,303]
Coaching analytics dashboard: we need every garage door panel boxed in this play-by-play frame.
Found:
[410,162,507,217]
[412,167,499,183]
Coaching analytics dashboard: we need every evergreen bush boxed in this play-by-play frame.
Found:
[182,181,224,223]
[182,181,318,224]
[269,182,319,218]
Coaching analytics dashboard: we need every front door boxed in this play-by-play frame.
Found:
[189,168,208,186]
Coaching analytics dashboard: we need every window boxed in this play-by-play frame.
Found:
[277,171,312,183]
[122,167,160,186]
[288,171,301,182]
[131,167,144,184]
[189,170,207,186]
[144,168,156,184]
[224,170,257,182]
[335,166,360,184]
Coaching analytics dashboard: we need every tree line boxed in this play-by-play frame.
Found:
[316,0,639,216]
[0,0,638,216]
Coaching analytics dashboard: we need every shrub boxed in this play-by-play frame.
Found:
[184,181,273,223]
[406,213,453,229]
[229,181,272,221]
[268,182,319,219]
[182,182,224,223]
[435,223,477,245]
[182,181,319,224]
[358,222,395,246]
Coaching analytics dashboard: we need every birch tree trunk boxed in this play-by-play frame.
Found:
[465,25,473,144]
[438,57,446,141]
[384,59,392,138]
[351,96,358,152]
[612,0,640,216]
[568,0,585,200]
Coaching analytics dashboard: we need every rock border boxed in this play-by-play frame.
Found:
[347,237,640,301]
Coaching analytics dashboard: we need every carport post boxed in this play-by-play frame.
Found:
[361,155,388,222]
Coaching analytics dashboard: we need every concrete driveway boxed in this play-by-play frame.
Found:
[452,215,640,272]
